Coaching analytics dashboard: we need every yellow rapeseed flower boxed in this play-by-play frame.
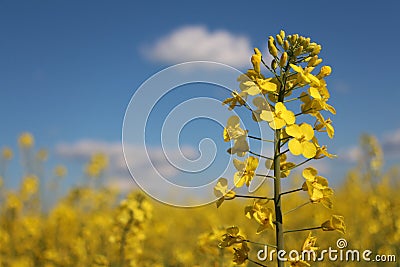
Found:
[222,91,247,110]
[223,116,247,142]
[2,147,13,160]
[214,178,236,208]
[290,64,320,87]
[260,102,295,129]
[302,167,333,208]
[233,242,249,264]
[54,165,67,178]
[218,226,245,248]
[302,232,318,252]
[321,215,346,234]
[233,156,259,187]
[18,132,34,148]
[286,123,317,158]
[245,199,274,233]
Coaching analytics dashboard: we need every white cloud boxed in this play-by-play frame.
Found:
[339,146,362,162]
[55,140,197,192]
[143,25,253,68]
[382,128,400,157]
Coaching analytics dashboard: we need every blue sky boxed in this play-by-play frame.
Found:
[1,1,399,195]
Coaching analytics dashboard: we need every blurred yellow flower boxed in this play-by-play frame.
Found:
[36,148,48,161]
[54,165,67,178]
[21,174,39,197]
[321,215,346,234]
[233,156,258,187]
[286,123,316,158]
[260,102,295,129]
[2,147,13,160]
[18,132,34,148]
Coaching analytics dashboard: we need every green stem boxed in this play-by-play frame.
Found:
[280,188,302,196]
[235,194,274,200]
[248,258,269,267]
[249,151,273,160]
[248,135,274,143]
[256,174,275,179]
[284,201,310,215]
[288,158,313,171]
[283,226,322,234]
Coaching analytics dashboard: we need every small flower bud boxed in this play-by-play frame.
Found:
[317,65,332,78]
[254,47,262,55]
[294,46,303,56]
[268,39,278,57]
[280,52,288,67]
[311,45,322,56]
[276,34,283,46]
[279,30,285,39]
[307,55,318,67]
[283,40,290,50]
[271,59,278,70]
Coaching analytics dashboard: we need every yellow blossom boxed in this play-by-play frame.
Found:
[36,148,48,161]
[302,232,318,252]
[233,242,249,264]
[256,77,278,93]
[290,64,320,87]
[223,116,248,142]
[54,165,67,178]
[222,90,247,110]
[245,199,274,233]
[233,156,258,187]
[21,174,39,197]
[286,123,317,158]
[265,153,296,178]
[260,102,295,129]
[302,167,333,208]
[315,113,334,138]
[2,147,13,160]
[317,65,332,79]
[321,215,346,234]
[219,226,245,248]
[18,132,34,148]
[214,178,236,207]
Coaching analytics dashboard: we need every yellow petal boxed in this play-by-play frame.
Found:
[309,87,321,99]
[286,124,302,139]
[281,110,295,125]
[272,117,285,129]
[302,167,318,181]
[275,102,286,113]
[233,159,244,171]
[300,123,314,140]
[302,141,317,158]
[260,110,273,122]
[288,139,303,156]
[290,64,303,73]
[234,172,245,188]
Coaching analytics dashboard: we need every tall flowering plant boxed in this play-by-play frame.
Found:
[214,30,345,267]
